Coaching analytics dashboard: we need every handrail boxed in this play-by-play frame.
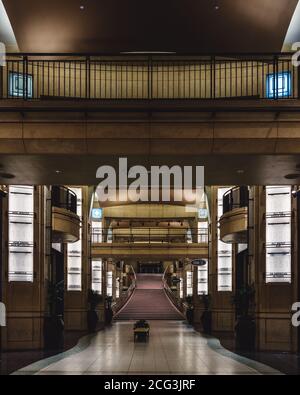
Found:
[1,53,298,101]
[113,266,137,315]
[223,186,249,215]
[163,266,184,315]
[91,227,209,244]
[52,185,77,214]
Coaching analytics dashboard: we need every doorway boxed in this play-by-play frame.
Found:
[138,262,163,274]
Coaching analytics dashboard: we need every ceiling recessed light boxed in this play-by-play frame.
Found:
[285,173,300,180]
[0,172,15,179]
[80,5,85,10]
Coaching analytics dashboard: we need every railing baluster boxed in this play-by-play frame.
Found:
[1,53,298,101]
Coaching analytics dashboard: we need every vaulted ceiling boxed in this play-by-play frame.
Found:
[2,0,299,53]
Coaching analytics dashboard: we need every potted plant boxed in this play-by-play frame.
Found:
[44,280,65,350]
[105,296,114,325]
[200,294,212,335]
[185,296,194,325]
[87,290,103,333]
[232,284,256,350]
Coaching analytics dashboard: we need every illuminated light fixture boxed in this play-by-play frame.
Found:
[266,72,292,98]
[92,208,102,219]
[212,0,220,10]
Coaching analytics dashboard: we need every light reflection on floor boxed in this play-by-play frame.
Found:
[14,321,281,375]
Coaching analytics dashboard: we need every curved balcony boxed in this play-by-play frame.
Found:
[219,186,249,244]
[52,186,80,243]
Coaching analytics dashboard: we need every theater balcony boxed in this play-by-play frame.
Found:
[219,186,249,244]
[1,53,300,164]
[51,185,80,243]
[91,226,209,260]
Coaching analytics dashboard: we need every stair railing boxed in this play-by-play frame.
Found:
[112,266,137,315]
[163,268,184,315]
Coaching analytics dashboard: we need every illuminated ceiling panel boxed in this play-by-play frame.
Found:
[0,0,18,51]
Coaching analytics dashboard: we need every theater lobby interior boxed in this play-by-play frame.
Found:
[1,0,300,377]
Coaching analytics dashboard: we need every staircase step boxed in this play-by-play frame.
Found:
[114,274,183,321]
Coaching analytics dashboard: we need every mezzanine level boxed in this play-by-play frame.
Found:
[0,52,299,102]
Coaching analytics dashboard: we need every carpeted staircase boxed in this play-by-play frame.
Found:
[114,274,183,321]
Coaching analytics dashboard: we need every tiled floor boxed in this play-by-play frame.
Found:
[14,321,281,375]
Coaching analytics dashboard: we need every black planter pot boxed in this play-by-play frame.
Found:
[105,307,113,325]
[235,315,256,351]
[44,316,64,350]
[87,310,99,333]
[201,311,212,335]
[186,308,194,325]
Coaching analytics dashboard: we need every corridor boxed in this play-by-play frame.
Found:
[14,321,280,375]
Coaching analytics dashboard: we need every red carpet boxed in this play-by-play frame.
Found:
[115,274,183,321]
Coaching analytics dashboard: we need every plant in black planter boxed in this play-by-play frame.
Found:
[232,284,256,351]
[44,280,65,350]
[105,296,114,325]
[185,296,194,325]
[87,290,103,333]
[200,294,212,335]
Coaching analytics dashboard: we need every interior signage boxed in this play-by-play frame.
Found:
[191,259,207,267]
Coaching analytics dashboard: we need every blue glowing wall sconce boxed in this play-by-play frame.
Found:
[266,72,291,99]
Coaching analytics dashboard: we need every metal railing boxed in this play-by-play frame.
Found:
[0,53,299,101]
[223,186,249,215]
[91,227,209,244]
[163,267,185,315]
[52,185,77,214]
[113,267,136,316]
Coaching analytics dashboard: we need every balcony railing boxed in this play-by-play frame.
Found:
[0,53,299,101]
[223,186,249,215]
[91,227,208,244]
[52,186,77,214]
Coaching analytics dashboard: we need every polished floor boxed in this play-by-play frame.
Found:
[14,321,281,375]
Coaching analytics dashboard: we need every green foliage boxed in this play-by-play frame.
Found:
[200,294,212,310]
[185,295,193,307]
[232,284,255,317]
[88,289,103,310]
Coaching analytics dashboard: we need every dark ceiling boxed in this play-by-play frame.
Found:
[3,0,298,53]
[0,154,300,186]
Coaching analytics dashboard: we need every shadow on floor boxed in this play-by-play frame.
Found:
[0,331,87,375]
[216,332,300,376]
